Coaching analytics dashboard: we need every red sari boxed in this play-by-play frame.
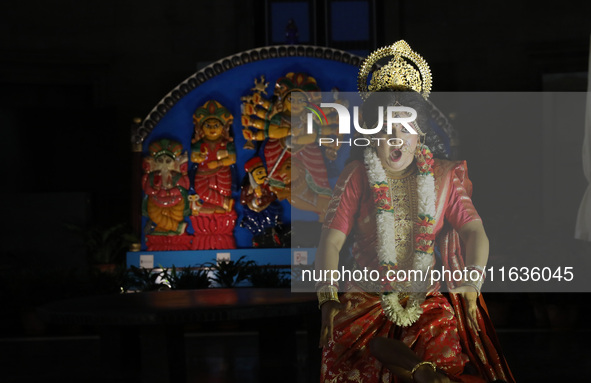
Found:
[193,139,234,209]
[321,159,514,383]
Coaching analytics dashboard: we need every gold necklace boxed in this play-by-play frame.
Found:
[387,172,418,270]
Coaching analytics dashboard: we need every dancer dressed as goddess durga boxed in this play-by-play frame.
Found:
[315,41,514,383]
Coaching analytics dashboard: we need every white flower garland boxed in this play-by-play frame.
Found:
[364,145,436,327]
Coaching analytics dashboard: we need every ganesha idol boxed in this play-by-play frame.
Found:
[241,72,344,221]
[189,100,237,250]
[142,139,192,251]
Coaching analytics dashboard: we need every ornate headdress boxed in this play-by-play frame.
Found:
[148,138,184,159]
[274,72,321,103]
[193,100,233,129]
[244,156,264,173]
[358,40,432,100]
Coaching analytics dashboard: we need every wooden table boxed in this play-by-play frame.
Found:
[39,288,319,383]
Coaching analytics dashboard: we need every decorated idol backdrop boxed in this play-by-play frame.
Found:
[132,46,365,252]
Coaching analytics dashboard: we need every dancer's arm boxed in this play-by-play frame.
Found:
[459,220,489,269]
[316,228,349,347]
[452,220,489,331]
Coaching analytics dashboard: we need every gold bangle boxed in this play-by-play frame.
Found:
[317,285,339,309]
[410,360,437,380]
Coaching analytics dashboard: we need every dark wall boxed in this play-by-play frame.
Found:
[1,0,590,267]
[0,0,257,265]
[382,0,591,91]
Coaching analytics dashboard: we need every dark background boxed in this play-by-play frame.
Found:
[1,1,591,381]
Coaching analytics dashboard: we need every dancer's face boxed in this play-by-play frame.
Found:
[375,123,419,174]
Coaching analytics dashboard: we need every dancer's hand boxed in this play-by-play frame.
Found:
[319,299,351,348]
[450,285,480,332]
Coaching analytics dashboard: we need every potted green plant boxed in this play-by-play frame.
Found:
[168,265,211,289]
[66,223,137,272]
[206,255,256,288]
[126,265,171,291]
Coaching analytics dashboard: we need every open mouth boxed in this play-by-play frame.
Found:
[390,149,402,162]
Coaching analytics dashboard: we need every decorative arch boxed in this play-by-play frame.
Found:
[132,45,363,146]
[129,45,363,265]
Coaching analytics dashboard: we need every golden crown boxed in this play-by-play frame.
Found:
[358,40,432,100]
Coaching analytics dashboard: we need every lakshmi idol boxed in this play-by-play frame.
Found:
[190,100,237,249]
[315,41,513,382]
[191,100,236,214]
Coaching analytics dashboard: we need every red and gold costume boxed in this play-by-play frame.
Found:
[321,159,513,383]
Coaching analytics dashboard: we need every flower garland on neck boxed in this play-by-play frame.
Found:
[363,143,436,327]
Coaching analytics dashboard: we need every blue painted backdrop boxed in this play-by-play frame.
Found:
[141,54,360,250]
